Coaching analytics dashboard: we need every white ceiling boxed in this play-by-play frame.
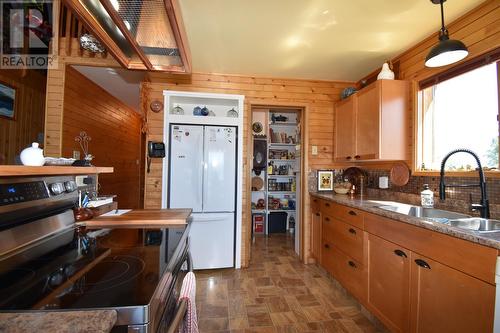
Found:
[179,0,486,81]
[72,65,145,113]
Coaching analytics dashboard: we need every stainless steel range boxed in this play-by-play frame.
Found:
[0,175,191,333]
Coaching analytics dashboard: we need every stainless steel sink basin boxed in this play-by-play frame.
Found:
[372,201,470,219]
[447,218,500,233]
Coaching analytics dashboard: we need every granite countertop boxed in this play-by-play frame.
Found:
[0,310,117,333]
[310,191,500,250]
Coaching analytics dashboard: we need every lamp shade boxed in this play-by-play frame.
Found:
[425,38,468,67]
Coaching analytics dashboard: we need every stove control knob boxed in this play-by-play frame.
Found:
[49,269,64,287]
[50,183,65,195]
[64,181,77,193]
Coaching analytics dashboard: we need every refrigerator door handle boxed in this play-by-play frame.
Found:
[193,216,229,222]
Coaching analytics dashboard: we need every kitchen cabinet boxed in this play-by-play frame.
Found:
[310,197,321,261]
[333,80,409,162]
[409,253,495,333]
[366,234,410,333]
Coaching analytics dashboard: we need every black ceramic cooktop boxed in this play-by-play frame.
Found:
[0,226,186,310]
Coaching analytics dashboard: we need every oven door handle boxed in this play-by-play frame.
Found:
[166,299,188,333]
[187,250,193,272]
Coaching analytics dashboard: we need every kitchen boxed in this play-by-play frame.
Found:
[0,0,499,332]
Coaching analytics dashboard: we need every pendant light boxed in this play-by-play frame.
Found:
[425,0,468,68]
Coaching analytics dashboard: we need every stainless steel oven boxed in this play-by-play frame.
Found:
[0,175,192,333]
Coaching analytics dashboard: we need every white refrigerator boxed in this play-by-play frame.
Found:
[168,124,236,269]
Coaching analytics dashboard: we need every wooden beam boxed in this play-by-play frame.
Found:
[163,0,192,73]
[99,0,153,70]
[62,0,130,68]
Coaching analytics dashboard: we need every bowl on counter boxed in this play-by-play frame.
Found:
[333,182,351,194]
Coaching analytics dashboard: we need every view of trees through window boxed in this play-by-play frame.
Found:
[419,62,499,171]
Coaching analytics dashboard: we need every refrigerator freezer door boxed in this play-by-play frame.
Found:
[189,213,234,269]
[169,125,204,212]
[203,126,237,212]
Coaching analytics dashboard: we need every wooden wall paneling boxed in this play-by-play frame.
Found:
[62,66,142,209]
[0,70,46,164]
[44,66,66,157]
[143,74,354,266]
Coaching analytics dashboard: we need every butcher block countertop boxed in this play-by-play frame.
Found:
[0,165,113,176]
[79,208,192,228]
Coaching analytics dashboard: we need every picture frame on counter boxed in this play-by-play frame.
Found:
[0,81,16,120]
[317,170,334,191]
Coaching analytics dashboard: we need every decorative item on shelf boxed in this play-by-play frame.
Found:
[341,87,357,99]
[80,34,106,53]
[256,198,265,210]
[44,157,76,166]
[425,0,468,67]
[333,180,351,194]
[0,82,16,119]
[150,100,163,113]
[377,62,395,80]
[171,104,184,115]
[72,131,93,167]
[200,106,209,116]
[390,162,411,186]
[251,176,264,191]
[193,106,202,116]
[317,170,334,191]
[208,110,216,116]
[227,108,238,118]
[270,113,288,123]
[20,142,45,166]
[252,122,263,133]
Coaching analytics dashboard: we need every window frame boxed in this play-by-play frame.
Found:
[414,50,500,178]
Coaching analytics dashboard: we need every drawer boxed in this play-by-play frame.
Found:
[310,196,322,212]
[332,245,365,301]
[321,238,335,275]
[331,218,364,263]
[322,202,364,229]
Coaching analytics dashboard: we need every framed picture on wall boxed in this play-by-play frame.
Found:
[317,170,334,191]
[0,82,16,120]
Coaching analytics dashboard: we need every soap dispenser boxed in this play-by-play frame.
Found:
[421,184,434,208]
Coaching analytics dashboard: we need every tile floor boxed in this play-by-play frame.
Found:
[194,233,381,332]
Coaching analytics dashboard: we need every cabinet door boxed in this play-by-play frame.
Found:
[331,245,365,301]
[311,209,321,261]
[334,97,356,161]
[367,234,410,333]
[331,218,363,263]
[410,254,495,333]
[356,83,379,160]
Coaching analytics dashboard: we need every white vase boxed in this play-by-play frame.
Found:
[377,62,395,80]
[20,142,45,166]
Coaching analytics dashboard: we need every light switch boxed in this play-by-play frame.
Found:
[312,146,318,155]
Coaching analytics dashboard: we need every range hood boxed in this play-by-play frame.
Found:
[64,0,191,73]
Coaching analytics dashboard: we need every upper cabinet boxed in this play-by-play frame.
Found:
[334,80,409,162]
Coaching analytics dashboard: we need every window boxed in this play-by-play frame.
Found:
[417,61,499,172]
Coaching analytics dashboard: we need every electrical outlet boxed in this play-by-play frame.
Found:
[73,150,80,159]
[312,145,318,155]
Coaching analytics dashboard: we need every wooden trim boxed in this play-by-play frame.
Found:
[62,0,130,68]
[0,166,114,176]
[99,0,153,70]
[412,170,500,178]
[163,0,192,73]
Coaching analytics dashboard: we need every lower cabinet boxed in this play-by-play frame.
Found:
[409,253,495,333]
[331,245,365,301]
[366,234,411,333]
[311,209,321,261]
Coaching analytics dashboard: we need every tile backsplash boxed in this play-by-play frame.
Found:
[309,169,500,219]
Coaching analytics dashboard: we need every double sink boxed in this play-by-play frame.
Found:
[369,201,500,233]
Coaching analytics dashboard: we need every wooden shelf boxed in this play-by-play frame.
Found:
[269,143,296,147]
[268,210,295,213]
[269,122,298,126]
[0,165,114,177]
[268,174,294,178]
[269,159,296,162]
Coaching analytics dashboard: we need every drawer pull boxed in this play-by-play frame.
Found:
[394,249,407,258]
[324,217,330,222]
[324,244,330,249]
[346,156,352,160]
[325,203,330,207]
[415,259,431,269]
[348,228,356,235]
[313,199,317,203]
[348,260,356,268]
[354,155,361,159]
[348,210,357,216]
[315,213,320,217]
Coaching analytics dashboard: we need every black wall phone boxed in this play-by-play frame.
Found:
[147,141,165,173]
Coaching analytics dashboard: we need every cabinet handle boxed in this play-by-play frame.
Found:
[415,259,431,269]
[348,210,357,216]
[348,228,356,235]
[315,213,320,217]
[354,155,361,159]
[324,217,330,222]
[348,260,356,268]
[324,244,330,249]
[313,199,317,203]
[325,203,330,207]
[394,249,407,258]
[346,156,352,160]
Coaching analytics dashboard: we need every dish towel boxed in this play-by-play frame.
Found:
[178,272,198,333]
